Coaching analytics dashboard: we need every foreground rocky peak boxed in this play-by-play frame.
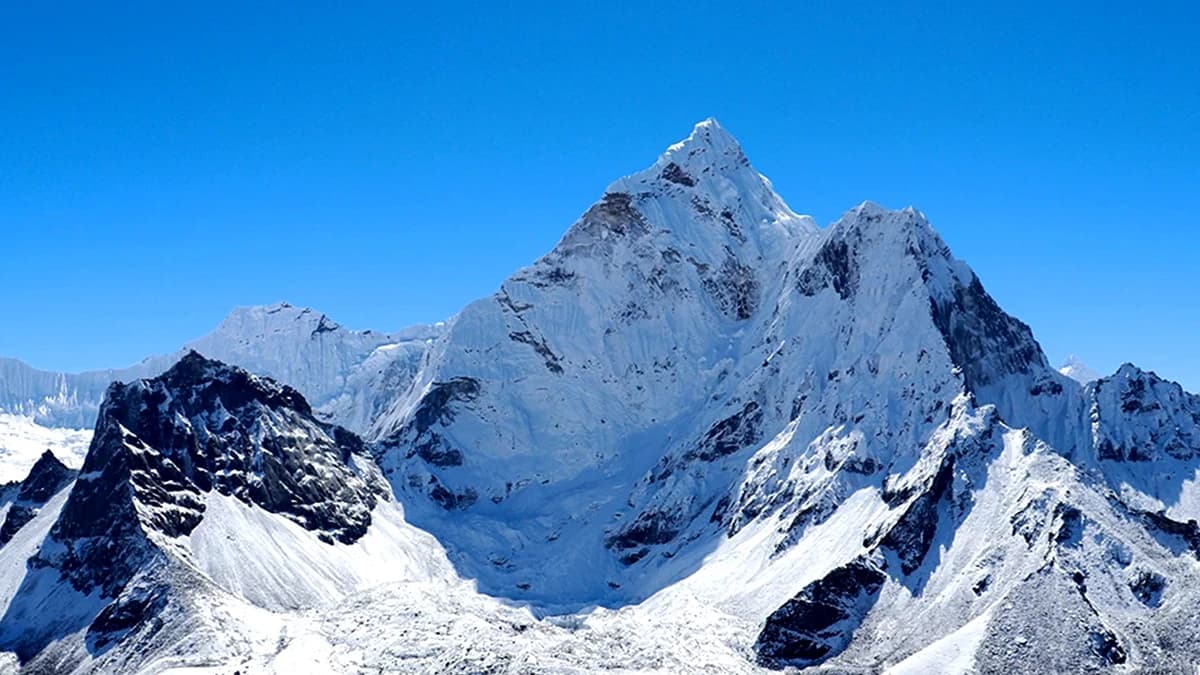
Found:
[31,352,383,604]
[0,353,436,670]
[0,450,75,547]
[79,350,381,542]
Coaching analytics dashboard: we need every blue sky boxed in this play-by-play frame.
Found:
[2,2,1197,388]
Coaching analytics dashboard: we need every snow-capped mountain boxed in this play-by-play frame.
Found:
[1060,354,1102,384]
[0,119,1197,673]
[0,302,442,436]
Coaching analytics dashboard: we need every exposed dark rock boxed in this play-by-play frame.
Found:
[1129,569,1167,607]
[497,292,533,314]
[86,584,169,654]
[534,266,576,287]
[877,455,955,575]
[311,315,340,335]
[1052,503,1084,546]
[427,476,478,510]
[972,574,991,595]
[702,254,760,321]
[45,352,380,599]
[660,162,696,187]
[824,447,881,475]
[384,377,481,470]
[1029,378,1064,396]
[606,506,685,562]
[1091,367,1200,462]
[0,450,75,547]
[508,331,564,374]
[1088,626,1127,666]
[689,401,763,462]
[1136,508,1200,558]
[929,275,1045,391]
[411,378,481,432]
[796,239,858,300]
[571,192,650,240]
[719,209,746,242]
[754,556,886,669]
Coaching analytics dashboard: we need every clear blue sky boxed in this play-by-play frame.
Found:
[2,2,1197,389]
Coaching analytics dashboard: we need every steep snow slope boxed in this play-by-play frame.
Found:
[185,302,443,432]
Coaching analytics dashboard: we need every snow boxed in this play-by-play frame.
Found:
[885,610,991,674]
[185,494,454,610]
[0,414,90,484]
[0,484,72,609]
[1059,354,1101,384]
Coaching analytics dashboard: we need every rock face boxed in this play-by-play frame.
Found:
[52,351,381,570]
[1090,364,1200,463]
[754,555,887,668]
[0,450,75,547]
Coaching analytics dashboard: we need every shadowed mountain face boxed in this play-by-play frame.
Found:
[0,121,1197,673]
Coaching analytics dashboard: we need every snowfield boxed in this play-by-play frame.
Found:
[0,414,90,484]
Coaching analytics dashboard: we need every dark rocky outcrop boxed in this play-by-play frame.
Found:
[929,276,1046,392]
[508,331,564,374]
[754,556,886,669]
[46,352,381,597]
[659,162,696,187]
[702,254,760,321]
[382,377,480,471]
[1090,366,1200,463]
[796,238,858,300]
[688,401,763,462]
[877,455,955,575]
[0,450,75,547]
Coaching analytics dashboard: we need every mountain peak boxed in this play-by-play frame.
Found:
[663,117,741,156]
[584,120,816,248]
[648,117,750,185]
[152,350,312,416]
[1059,354,1101,384]
[31,448,67,473]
